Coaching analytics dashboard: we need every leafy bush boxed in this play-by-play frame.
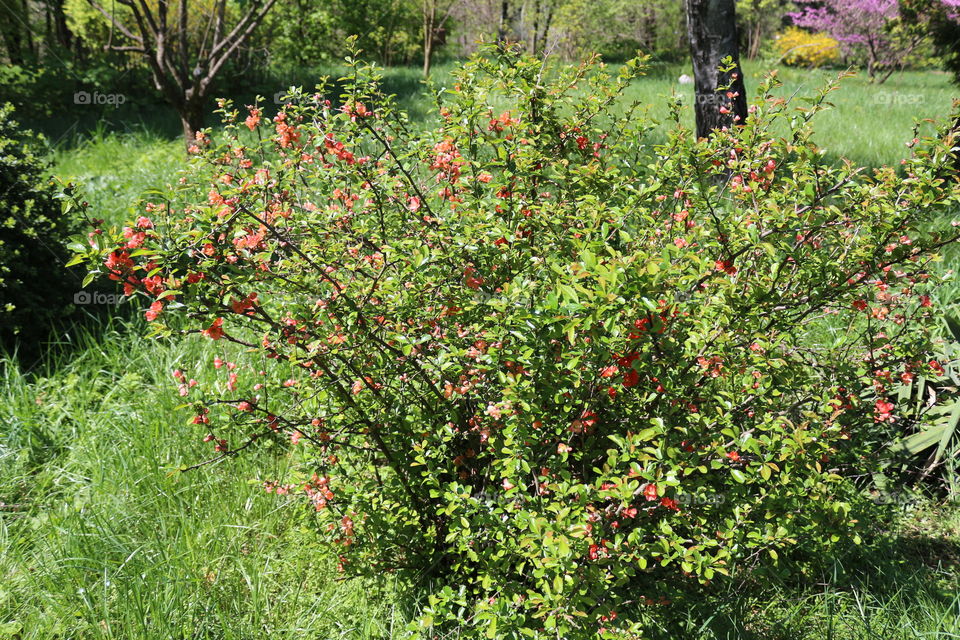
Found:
[75,48,960,638]
[773,27,842,67]
[0,104,79,353]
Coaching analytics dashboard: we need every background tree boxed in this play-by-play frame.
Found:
[0,0,33,64]
[1,0,75,64]
[419,0,459,78]
[86,0,278,145]
[552,0,687,60]
[737,0,790,59]
[790,0,928,83]
[900,0,960,82]
[684,0,748,139]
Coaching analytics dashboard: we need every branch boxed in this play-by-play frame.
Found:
[86,0,142,43]
[200,0,279,92]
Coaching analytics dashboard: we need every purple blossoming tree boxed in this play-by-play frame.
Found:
[790,0,924,81]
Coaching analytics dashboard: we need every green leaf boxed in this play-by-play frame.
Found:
[945,314,960,343]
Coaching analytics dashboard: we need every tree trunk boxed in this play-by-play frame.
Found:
[531,0,539,55]
[748,20,762,60]
[180,100,205,148]
[423,1,435,79]
[498,0,510,43]
[19,0,35,60]
[52,0,72,51]
[683,0,748,139]
[1,26,25,64]
[537,2,554,55]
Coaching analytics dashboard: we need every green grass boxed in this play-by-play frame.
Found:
[0,320,411,639]
[617,61,957,168]
[2,59,959,639]
[49,126,184,227]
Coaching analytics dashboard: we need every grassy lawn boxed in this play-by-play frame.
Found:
[2,60,959,639]
[0,324,408,639]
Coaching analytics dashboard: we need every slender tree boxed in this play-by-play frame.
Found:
[683,0,748,139]
[86,0,279,146]
[499,0,511,42]
[420,0,459,78]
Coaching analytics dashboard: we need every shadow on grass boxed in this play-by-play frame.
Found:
[19,62,445,150]
[633,502,960,640]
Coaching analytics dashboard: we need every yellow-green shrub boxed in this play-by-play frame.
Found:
[774,27,841,67]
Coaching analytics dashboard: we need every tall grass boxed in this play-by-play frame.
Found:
[0,320,411,639]
[49,127,184,228]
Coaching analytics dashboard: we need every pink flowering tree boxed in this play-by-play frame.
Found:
[790,0,924,81]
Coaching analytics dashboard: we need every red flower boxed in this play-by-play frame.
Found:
[725,450,741,462]
[874,398,895,423]
[715,259,737,276]
[202,318,225,340]
[245,107,261,130]
[623,368,639,388]
[104,250,134,280]
[659,496,680,511]
[145,300,163,321]
[231,292,258,314]
[643,483,658,501]
[600,365,619,378]
[464,266,484,290]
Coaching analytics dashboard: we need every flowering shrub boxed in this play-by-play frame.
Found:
[789,0,960,79]
[75,47,960,637]
[773,27,841,67]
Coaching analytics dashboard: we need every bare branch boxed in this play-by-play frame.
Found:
[87,0,142,42]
